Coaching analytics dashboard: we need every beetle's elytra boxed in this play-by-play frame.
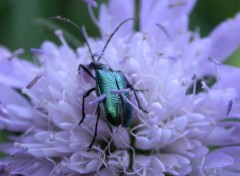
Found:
[96,69,132,127]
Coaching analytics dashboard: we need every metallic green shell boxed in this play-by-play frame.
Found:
[96,69,132,127]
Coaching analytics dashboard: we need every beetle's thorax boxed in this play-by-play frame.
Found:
[89,60,111,71]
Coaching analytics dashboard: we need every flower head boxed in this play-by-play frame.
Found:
[1,0,240,175]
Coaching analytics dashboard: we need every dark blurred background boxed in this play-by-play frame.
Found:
[0,0,240,65]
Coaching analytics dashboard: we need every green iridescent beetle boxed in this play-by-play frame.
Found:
[53,17,148,151]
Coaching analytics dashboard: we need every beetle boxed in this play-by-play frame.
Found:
[52,17,148,151]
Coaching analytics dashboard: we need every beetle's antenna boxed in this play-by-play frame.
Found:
[50,16,95,61]
[97,18,135,62]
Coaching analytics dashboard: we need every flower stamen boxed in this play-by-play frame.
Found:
[168,1,186,8]
[201,81,210,92]
[226,100,233,116]
[83,0,97,8]
[89,94,106,106]
[10,147,28,156]
[0,103,9,118]
[55,30,68,47]
[156,24,171,38]
[30,48,46,56]
[83,0,99,28]
[110,88,130,94]
[26,73,43,89]
[209,57,222,89]
[192,74,197,96]
[7,48,24,60]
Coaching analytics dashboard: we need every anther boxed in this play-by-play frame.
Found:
[55,30,68,47]
[110,88,130,94]
[61,161,67,168]
[83,0,98,8]
[181,79,188,86]
[192,74,197,95]
[192,74,197,80]
[226,100,233,116]
[0,103,9,118]
[7,48,24,60]
[26,73,43,89]
[156,23,171,38]
[201,81,209,92]
[13,142,21,148]
[208,57,221,65]
[30,48,46,55]
[168,1,186,8]
[83,0,99,27]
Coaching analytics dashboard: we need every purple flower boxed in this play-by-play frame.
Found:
[1,0,240,175]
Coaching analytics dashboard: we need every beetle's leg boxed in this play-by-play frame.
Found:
[79,87,96,125]
[88,102,101,151]
[78,64,95,80]
[125,79,148,113]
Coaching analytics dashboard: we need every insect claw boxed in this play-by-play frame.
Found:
[141,108,148,114]
[87,146,91,152]
[78,118,84,126]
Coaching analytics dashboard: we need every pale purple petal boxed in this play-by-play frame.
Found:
[212,147,240,174]
[133,155,165,176]
[0,84,32,131]
[213,65,240,92]
[140,0,196,39]
[204,121,240,146]
[158,153,191,175]
[204,152,234,169]
[140,0,196,28]
[98,0,134,38]
[112,127,130,149]
[108,150,130,170]
[0,47,38,88]
[209,13,240,61]
[68,151,103,174]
